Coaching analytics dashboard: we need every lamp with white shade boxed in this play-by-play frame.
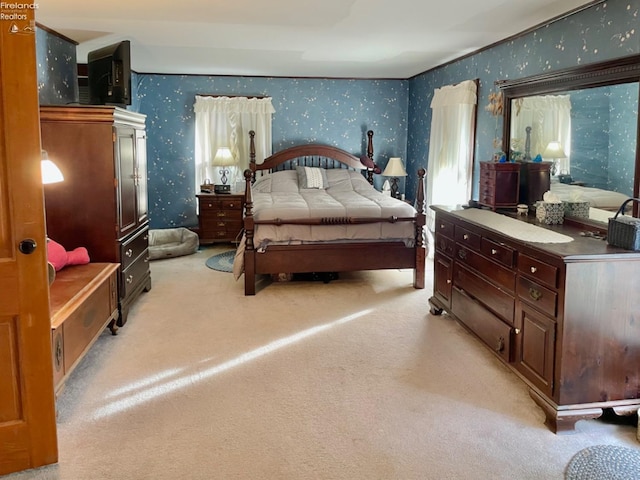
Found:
[41,150,64,184]
[211,147,235,193]
[542,141,567,176]
[382,157,407,199]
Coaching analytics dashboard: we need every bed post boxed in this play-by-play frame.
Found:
[243,168,256,295]
[248,130,257,181]
[244,130,257,295]
[414,168,427,289]
[366,130,374,185]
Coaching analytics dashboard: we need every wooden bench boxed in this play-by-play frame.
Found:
[49,263,120,394]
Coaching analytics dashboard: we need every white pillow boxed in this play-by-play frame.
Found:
[296,166,328,189]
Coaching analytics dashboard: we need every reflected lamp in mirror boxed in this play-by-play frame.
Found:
[542,141,567,176]
[212,147,235,192]
[382,157,407,199]
[41,150,64,184]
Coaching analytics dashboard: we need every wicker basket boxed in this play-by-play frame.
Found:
[607,198,640,251]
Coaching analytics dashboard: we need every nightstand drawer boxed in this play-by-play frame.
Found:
[200,197,242,211]
[197,194,244,243]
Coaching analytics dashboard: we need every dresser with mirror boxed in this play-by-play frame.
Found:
[429,55,640,434]
[498,54,640,227]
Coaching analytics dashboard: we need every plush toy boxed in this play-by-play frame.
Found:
[46,238,90,272]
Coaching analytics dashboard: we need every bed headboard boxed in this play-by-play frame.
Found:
[248,130,377,185]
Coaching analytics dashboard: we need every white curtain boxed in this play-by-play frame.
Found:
[426,80,477,233]
[194,96,275,190]
[510,95,572,173]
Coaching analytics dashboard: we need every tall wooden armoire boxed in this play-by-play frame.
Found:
[40,105,151,326]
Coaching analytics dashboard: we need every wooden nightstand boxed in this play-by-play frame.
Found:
[197,193,244,244]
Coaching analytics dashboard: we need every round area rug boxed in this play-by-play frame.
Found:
[205,250,236,272]
[565,445,640,480]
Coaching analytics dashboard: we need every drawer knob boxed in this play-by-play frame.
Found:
[229,203,235,207]
[530,266,537,273]
[126,275,134,284]
[491,249,497,255]
[514,328,520,335]
[528,288,542,301]
[457,249,467,260]
[126,248,133,257]
[208,203,213,207]
[463,234,469,240]
[217,212,226,217]
[446,279,451,284]
[440,223,445,229]
[495,336,505,352]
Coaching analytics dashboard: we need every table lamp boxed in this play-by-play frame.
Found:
[382,157,407,199]
[542,141,567,176]
[41,150,64,184]
[212,147,235,193]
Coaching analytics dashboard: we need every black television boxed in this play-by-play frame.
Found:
[87,40,131,106]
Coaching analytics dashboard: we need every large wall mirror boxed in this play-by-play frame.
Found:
[498,54,640,226]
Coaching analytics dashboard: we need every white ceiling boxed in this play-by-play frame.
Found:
[36,0,596,79]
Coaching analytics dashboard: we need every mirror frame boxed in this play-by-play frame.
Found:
[497,54,640,223]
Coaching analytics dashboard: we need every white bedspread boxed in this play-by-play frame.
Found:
[232,169,418,279]
[550,182,628,210]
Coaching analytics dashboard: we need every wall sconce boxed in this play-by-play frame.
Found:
[542,141,567,176]
[382,157,407,199]
[211,147,235,193]
[41,150,64,184]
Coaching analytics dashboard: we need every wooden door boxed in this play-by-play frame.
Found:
[0,12,59,475]
[114,127,138,238]
[116,126,138,238]
[135,128,148,225]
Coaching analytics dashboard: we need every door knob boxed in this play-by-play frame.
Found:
[19,238,37,254]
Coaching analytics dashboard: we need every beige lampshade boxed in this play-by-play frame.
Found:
[542,141,567,159]
[212,147,235,166]
[382,157,407,177]
[41,150,64,184]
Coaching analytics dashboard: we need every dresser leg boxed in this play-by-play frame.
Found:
[529,388,603,434]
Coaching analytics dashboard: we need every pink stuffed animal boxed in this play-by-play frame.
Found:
[46,238,90,272]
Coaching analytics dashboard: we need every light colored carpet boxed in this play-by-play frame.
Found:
[6,245,639,480]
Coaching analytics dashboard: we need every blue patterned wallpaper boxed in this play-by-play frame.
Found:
[37,0,640,228]
[36,27,78,105]
[136,75,408,228]
[407,0,640,201]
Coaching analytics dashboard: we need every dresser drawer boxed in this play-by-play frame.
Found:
[120,227,149,271]
[435,232,455,256]
[455,245,516,292]
[455,225,481,251]
[454,263,515,324]
[452,287,512,362]
[479,190,495,203]
[435,217,454,239]
[517,276,557,318]
[481,238,515,268]
[518,253,557,289]
[121,249,150,299]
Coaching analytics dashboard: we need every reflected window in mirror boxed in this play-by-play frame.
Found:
[498,54,640,226]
